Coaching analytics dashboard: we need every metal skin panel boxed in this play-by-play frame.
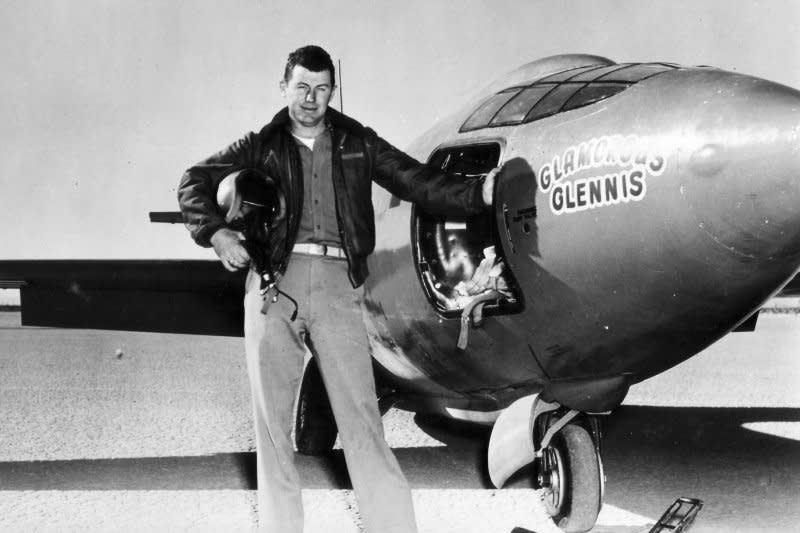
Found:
[364,62,800,414]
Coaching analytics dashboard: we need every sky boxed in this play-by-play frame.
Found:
[1,0,799,260]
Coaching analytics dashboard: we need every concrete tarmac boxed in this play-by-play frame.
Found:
[0,310,798,532]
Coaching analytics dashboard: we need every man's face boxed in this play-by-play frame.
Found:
[281,65,334,131]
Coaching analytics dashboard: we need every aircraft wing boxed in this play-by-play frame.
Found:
[0,260,246,336]
[777,272,800,297]
[1,258,797,338]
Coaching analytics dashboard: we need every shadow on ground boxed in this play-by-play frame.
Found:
[1,406,797,531]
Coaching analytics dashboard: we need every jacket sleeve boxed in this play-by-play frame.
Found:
[177,133,258,247]
[367,129,488,217]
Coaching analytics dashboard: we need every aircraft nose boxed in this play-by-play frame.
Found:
[681,74,800,264]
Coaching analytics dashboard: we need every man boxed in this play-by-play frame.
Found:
[178,45,499,533]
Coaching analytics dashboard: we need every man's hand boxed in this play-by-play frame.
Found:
[482,165,502,206]
[210,228,250,272]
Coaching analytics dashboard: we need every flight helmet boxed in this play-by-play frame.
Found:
[216,168,285,226]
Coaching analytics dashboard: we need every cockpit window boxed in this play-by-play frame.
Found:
[536,64,607,82]
[596,63,674,82]
[490,86,552,125]
[525,84,583,122]
[563,83,628,111]
[565,64,628,82]
[460,62,680,132]
[461,89,522,131]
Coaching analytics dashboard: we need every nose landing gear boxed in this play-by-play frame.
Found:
[487,395,604,533]
[539,444,566,515]
[536,423,603,533]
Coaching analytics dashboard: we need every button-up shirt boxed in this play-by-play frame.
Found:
[292,129,341,246]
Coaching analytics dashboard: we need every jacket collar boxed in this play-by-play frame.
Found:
[269,107,365,136]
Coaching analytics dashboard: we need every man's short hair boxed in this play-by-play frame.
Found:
[283,45,336,84]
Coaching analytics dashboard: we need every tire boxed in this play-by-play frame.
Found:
[294,357,338,455]
[540,423,602,533]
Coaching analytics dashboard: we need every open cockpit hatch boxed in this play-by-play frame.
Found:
[412,142,522,318]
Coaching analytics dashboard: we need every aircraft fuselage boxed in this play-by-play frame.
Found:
[363,57,800,419]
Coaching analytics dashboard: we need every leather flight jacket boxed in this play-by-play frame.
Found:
[178,107,487,288]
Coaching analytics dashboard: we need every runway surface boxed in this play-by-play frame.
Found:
[0,309,798,532]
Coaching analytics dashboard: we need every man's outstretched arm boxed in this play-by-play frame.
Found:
[368,131,501,214]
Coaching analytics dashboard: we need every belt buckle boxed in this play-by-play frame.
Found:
[294,243,341,257]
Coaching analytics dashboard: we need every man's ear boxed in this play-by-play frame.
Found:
[279,79,287,96]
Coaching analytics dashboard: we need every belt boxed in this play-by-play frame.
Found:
[292,242,347,259]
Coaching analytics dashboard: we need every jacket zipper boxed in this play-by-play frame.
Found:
[281,137,301,274]
[331,130,356,287]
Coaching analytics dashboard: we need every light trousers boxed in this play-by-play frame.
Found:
[243,253,417,533]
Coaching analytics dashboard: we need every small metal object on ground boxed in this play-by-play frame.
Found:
[648,497,704,533]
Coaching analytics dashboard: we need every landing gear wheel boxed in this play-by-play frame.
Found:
[294,357,338,455]
[538,424,602,533]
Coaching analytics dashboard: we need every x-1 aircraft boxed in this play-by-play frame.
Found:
[3,54,800,532]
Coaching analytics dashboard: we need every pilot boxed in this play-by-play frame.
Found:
[177,45,499,533]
